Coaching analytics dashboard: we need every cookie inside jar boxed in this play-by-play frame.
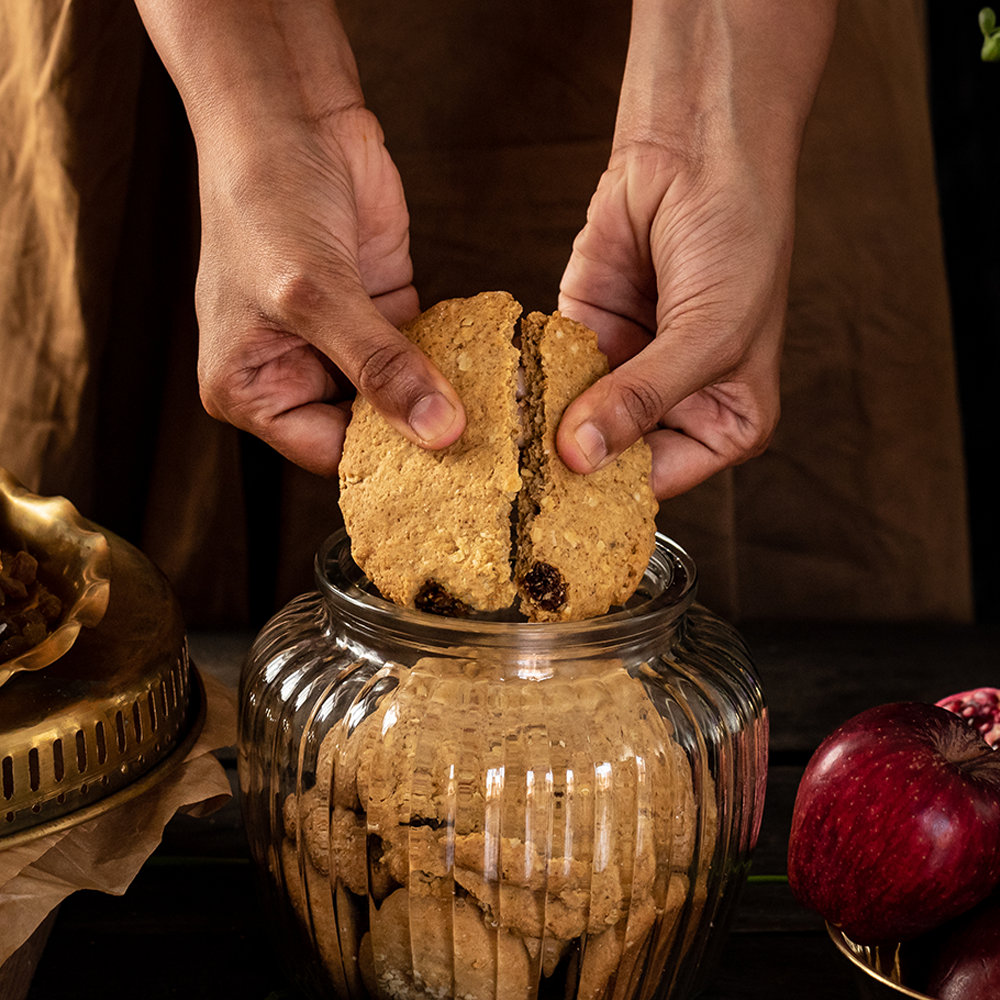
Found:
[277,654,715,1000]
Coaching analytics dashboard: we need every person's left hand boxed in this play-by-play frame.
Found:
[556,142,790,500]
[555,0,837,500]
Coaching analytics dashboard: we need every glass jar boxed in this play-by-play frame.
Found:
[238,530,767,1000]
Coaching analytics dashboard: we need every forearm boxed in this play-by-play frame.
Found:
[133,0,364,147]
[557,2,838,494]
[616,0,838,181]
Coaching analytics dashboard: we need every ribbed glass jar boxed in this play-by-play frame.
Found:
[238,529,767,1000]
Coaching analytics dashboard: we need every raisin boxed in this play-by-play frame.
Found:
[0,548,64,662]
[37,589,63,621]
[0,574,27,601]
[9,550,37,585]
[414,580,471,617]
[523,562,567,612]
[406,815,448,831]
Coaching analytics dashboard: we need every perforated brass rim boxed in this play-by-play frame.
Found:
[0,664,206,850]
[1,473,197,848]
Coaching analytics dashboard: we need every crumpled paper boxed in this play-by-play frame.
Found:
[0,671,238,966]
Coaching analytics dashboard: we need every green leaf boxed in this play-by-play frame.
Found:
[982,7,1000,62]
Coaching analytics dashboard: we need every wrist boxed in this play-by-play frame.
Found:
[613,0,837,182]
[134,0,365,147]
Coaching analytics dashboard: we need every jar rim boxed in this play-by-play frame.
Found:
[314,529,697,650]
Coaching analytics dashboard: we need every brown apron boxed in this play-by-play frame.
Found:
[0,0,972,627]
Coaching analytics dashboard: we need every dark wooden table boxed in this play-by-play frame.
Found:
[21,622,1000,999]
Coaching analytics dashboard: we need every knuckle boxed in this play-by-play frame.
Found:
[267,271,332,326]
[197,384,227,424]
[196,353,229,416]
[263,256,359,330]
[197,361,251,427]
[196,337,272,431]
[616,379,667,436]
[753,405,780,455]
[355,342,416,401]
[729,397,780,464]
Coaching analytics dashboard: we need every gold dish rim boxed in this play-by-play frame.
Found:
[826,923,932,999]
[0,468,112,688]
[0,665,207,852]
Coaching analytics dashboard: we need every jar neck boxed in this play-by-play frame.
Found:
[315,530,697,665]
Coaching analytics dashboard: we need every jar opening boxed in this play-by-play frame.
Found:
[315,530,696,652]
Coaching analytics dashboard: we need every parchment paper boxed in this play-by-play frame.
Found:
[0,672,238,966]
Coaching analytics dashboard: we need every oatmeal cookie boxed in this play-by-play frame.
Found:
[339,294,658,621]
[277,654,714,1000]
[368,887,531,1000]
[355,657,701,944]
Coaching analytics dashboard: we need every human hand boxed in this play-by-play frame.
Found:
[555,0,837,500]
[193,107,465,475]
[557,143,788,500]
[134,0,465,476]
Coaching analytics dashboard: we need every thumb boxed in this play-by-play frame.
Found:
[555,328,779,499]
[323,296,467,449]
[198,291,466,479]
[555,346,680,474]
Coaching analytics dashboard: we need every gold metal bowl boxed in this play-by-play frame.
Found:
[0,470,202,846]
[0,469,111,688]
[827,925,934,999]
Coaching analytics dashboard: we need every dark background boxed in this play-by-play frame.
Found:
[927,2,1000,622]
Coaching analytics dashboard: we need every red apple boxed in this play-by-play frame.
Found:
[787,702,1000,945]
[936,687,1000,748]
[925,890,1000,999]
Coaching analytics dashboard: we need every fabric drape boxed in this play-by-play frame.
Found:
[0,0,972,627]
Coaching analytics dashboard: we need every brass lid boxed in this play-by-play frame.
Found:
[0,472,202,847]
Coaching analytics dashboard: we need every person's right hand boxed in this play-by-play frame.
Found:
[556,142,788,501]
[135,0,465,476]
[193,106,465,475]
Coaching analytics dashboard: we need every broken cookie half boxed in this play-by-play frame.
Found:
[338,292,658,622]
[338,292,522,613]
[515,310,659,622]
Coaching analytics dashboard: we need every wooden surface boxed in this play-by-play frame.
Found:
[20,621,1000,999]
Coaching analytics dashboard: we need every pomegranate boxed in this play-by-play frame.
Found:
[936,687,1000,748]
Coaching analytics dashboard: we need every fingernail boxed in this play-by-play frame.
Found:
[574,421,608,470]
[409,392,459,444]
